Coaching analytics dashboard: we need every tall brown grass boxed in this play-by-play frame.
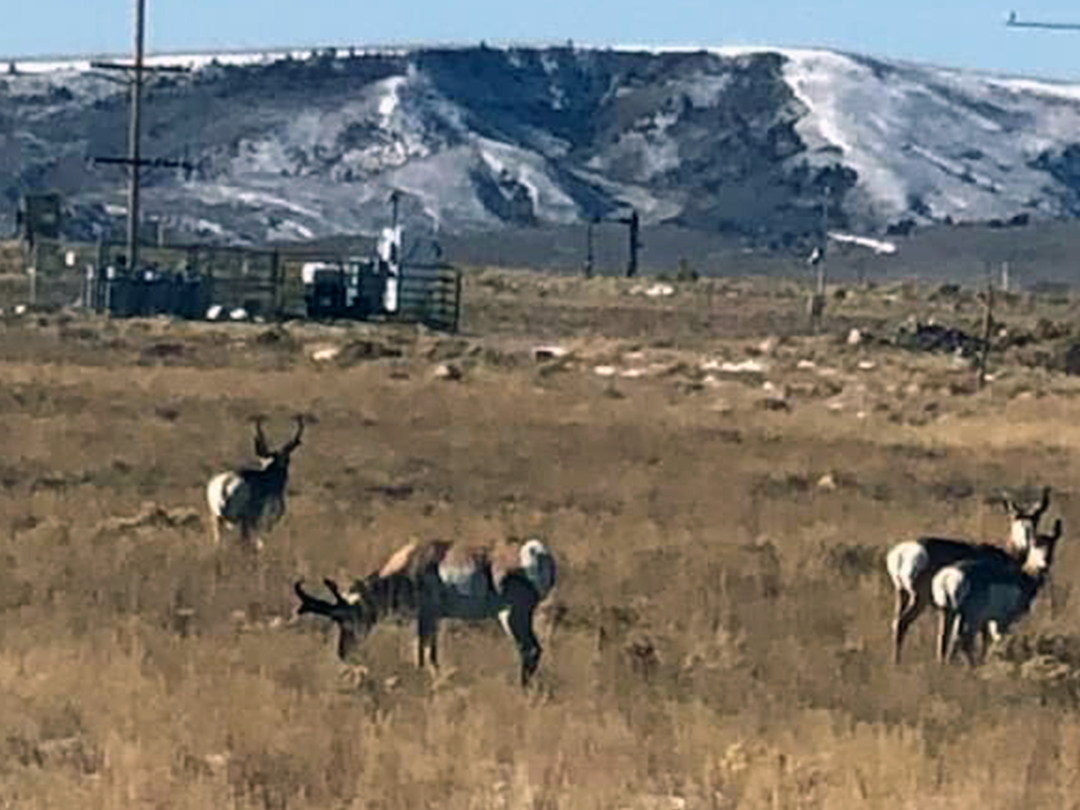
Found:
[2,278,1080,808]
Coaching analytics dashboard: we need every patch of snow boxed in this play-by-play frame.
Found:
[828,232,897,254]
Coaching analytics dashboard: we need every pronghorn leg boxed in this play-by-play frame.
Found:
[238,522,260,554]
[417,605,439,673]
[980,624,994,663]
[893,588,924,665]
[210,515,225,547]
[958,622,978,668]
[938,607,956,664]
[983,620,1004,662]
[501,576,542,687]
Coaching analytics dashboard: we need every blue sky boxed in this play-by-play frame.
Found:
[3,1,1080,79]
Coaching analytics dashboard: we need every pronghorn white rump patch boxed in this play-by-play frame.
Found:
[519,537,557,598]
[931,566,968,611]
[886,541,930,595]
[207,472,247,520]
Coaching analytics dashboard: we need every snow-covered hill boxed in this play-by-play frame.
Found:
[3,44,1080,246]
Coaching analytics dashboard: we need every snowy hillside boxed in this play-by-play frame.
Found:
[3,44,1080,246]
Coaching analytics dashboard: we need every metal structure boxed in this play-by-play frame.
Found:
[581,209,641,278]
[1006,10,1080,30]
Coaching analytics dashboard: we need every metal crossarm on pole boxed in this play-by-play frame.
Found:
[1006,10,1080,30]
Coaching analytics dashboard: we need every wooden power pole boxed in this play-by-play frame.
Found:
[91,0,190,272]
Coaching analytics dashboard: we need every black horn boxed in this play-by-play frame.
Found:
[294,580,322,614]
[1050,517,1064,541]
[283,414,305,454]
[253,415,270,458]
[323,577,348,604]
[1034,486,1052,520]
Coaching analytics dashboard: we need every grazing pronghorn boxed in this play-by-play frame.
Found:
[885,486,1051,664]
[206,415,304,550]
[932,517,1063,667]
[294,537,558,687]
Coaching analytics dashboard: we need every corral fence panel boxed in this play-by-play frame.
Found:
[9,237,463,331]
[392,263,462,332]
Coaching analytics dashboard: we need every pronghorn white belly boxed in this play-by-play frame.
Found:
[887,541,930,594]
[207,472,250,522]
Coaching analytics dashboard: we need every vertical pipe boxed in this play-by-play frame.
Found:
[585,220,594,278]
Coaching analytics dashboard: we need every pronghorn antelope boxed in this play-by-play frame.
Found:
[885,486,1051,664]
[294,537,558,687]
[932,517,1063,667]
[206,415,304,550]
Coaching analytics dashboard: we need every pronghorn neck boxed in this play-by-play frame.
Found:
[360,572,418,619]
[1009,518,1036,555]
[249,455,290,487]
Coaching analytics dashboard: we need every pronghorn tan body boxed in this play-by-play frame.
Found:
[294,537,557,686]
[932,517,1062,666]
[206,416,304,550]
[885,487,1050,664]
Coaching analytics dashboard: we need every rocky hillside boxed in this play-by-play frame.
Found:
[3,45,1080,249]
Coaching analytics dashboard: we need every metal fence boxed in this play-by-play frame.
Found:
[392,263,462,332]
[11,237,463,332]
[83,269,211,319]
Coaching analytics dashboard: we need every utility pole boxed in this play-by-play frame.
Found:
[806,184,829,332]
[91,0,190,274]
[127,0,145,274]
[817,184,829,296]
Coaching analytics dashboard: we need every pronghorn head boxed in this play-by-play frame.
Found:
[253,415,304,471]
[294,577,378,661]
[1004,486,1051,554]
[1023,517,1063,578]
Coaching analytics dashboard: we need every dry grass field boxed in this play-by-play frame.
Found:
[4,268,1080,809]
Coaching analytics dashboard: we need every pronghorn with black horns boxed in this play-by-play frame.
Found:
[294,537,558,687]
[206,415,304,550]
[885,486,1051,664]
[932,515,1063,667]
